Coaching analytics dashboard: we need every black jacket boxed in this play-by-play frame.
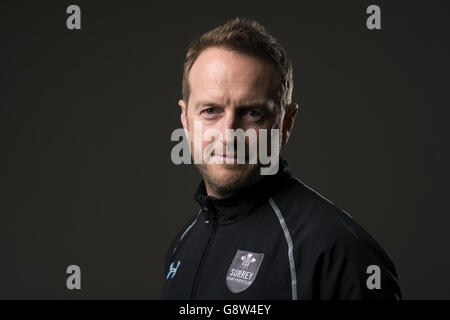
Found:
[161,159,402,299]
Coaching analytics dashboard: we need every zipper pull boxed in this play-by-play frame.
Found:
[203,206,210,225]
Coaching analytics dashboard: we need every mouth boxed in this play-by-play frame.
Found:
[210,154,246,163]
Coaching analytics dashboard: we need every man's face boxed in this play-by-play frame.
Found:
[179,47,285,197]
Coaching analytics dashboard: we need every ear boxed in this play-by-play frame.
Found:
[178,99,188,131]
[281,102,299,147]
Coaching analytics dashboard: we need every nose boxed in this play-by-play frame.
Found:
[220,110,239,145]
[222,110,239,130]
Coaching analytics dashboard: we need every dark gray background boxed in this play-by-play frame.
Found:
[1,0,449,299]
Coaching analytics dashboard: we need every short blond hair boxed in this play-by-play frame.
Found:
[182,17,293,109]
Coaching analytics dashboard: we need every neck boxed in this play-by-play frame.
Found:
[204,182,234,199]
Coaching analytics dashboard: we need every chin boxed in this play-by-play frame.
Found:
[209,163,259,184]
[209,165,243,182]
[211,163,250,175]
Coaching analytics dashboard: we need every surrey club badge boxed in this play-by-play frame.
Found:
[226,249,264,293]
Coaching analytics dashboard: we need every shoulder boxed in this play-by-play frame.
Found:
[270,178,401,299]
[271,177,397,272]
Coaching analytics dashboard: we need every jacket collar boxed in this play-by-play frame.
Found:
[193,157,294,225]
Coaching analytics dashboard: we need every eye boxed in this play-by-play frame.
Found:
[204,107,216,114]
[200,107,221,119]
[246,110,261,117]
[243,109,264,121]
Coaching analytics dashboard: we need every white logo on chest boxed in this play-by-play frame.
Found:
[226,250,264,293]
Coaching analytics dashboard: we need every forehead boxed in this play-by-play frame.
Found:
[188,46,279,104]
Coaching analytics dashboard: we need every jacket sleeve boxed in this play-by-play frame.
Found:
[311,240,402,300]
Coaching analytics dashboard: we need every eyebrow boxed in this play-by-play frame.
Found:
[194,100,270,110]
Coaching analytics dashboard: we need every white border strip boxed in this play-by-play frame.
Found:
[180,209,201,241]
[172,210,201,255]
[269,197,298,300]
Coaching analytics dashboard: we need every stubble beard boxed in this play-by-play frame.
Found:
[194,160,263,198]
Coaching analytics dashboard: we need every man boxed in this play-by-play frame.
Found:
[161,17,401,299]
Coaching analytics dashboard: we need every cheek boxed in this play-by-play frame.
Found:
[189,126,219,151]
[201,133,213,150]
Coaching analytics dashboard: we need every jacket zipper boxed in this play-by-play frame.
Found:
[190,206,218,299]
